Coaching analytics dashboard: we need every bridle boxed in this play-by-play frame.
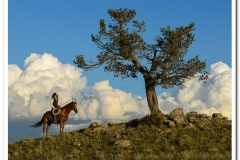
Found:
[69,102,78,116]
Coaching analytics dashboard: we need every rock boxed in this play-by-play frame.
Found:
[184,123,195,129]
[92,126,105,133]
[170,108,184,119]
[101,123,108,129]
[169,108,185,124]
[222,117,228,121]
[186,112,198,117]
[188,116,197,123]
[212,113,222,119]
[173,116,185,124]
[72,142,81,147]
[92,124,109,133]
[114,140,132,147]
[89,122,99,128]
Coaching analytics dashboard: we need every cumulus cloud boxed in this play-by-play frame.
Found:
[76,80,149,121]
[8,53,87,122]
[174,61,232,119]
[8,53,232,141]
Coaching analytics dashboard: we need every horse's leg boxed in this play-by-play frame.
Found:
[46,122,51,137]
[59,118,62,134]
[59,119,66,134]
[62,121,66,134]
[43,122,46,138]
[42,114,49,138]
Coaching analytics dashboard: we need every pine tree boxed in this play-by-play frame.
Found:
[74,8,208,120]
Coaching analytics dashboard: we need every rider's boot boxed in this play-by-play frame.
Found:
[54,115,57,124]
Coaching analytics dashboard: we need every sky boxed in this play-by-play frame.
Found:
[8,0,233,143]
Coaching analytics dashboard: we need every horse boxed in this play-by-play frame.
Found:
[30,101,78,137]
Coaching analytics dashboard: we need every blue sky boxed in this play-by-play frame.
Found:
[8,0,232,98]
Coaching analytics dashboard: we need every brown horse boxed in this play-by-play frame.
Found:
[30,101,78,137]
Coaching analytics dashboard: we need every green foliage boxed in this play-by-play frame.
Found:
[73,8,208,88]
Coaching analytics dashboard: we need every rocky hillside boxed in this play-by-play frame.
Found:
[8,108,231,160]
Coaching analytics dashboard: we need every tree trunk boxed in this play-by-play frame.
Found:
[144,76,166,120]
[144,76,159,113]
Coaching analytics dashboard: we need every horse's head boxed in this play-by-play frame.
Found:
[71,101,78,114]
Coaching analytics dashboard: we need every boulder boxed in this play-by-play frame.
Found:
[92,126,106,133]
[222,117,228,121]
[212,113,222,119]
[170,108,184,119]
[89,122,99,128]
[188,116,197,123]
[173,116,185,124]
[170,108,185,124]
[199,114,212,121]
[184,123,195,129]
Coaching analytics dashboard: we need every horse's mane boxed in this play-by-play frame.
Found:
[62,101,74,109]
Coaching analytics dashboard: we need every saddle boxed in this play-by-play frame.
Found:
[50,107,61,124]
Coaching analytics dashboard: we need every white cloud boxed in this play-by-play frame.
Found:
[73,80,149,121]
[8,53,232,141]
[8,53,87,122]
[159,61,232,119]
[8,64,23,86]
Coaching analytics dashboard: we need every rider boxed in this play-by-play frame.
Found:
[50,93,61,123]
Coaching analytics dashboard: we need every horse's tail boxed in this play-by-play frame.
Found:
[30,118,43,128]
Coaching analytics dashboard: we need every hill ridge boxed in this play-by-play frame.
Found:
[8,108,231,160]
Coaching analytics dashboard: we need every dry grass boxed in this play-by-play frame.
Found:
[8,114,231,160]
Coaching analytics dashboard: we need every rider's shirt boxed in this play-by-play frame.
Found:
[50,98,58,109]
